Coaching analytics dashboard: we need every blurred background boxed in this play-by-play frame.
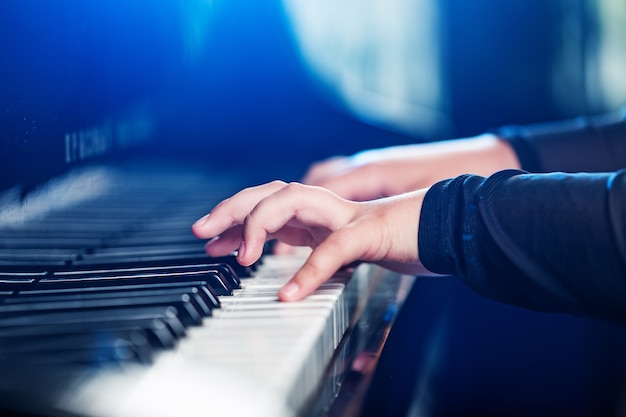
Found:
[1,1,626,416]
[1,0,625,192]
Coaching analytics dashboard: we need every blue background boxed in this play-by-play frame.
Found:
[0,0,608,190]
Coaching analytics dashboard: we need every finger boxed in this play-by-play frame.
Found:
[273,241,295,255]
[314,166,385,201]
[275,183,354,228]
[236,184,339,265]
[270,226,320,249]
[203,226,243,257]
[238,183,354,265]
[278,226,368,301]
[302,156,349,185]
[205,224,314,265]
[192,180,287,238]
[313,171,367,200]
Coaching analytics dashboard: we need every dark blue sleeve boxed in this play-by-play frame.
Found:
[418,169,626,325]
[497,109,626,173]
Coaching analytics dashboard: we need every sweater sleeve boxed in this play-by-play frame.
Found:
[418,169,626,325]
[497,109,626,173]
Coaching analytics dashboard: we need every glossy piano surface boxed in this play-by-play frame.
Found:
[0,161,415,417]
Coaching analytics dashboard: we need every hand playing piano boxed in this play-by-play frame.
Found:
[192,181,432,301]
[272,133,520,256]
[301,133,520,201]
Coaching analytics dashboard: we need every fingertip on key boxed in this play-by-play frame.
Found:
[278,281,301,302]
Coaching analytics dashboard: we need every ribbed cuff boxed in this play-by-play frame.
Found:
[418,176,466,275]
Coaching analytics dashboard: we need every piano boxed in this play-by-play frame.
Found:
[5,2,626,416]
[0,2,422,414]
[0,159,415,417]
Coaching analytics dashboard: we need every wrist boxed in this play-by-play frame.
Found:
[478,133,522,171]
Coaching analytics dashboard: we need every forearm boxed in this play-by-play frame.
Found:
[418,169,626,325]
[497,109,626,173]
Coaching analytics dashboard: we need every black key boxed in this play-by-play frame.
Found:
[0,328,154,365]
[209,263,241,289]
[0,317,177,349]
[83,244,207,259]
[0,236,105,250]
[6,286,216,316]
[101,234,200,247]
[0,271,44,291]
[0,307,187,340]
[0,294,204,326]
[47,267,234,297]
[19,280,220,309]
[209,255,257,277]
[69,255,255,278]
[0,247,83,264]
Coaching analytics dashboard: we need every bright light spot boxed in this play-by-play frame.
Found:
[0,167,115,226]
[282,0,449,137]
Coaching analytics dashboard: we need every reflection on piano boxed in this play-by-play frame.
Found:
[0,160,415,417]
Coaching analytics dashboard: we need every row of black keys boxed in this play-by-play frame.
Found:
[0,255,258,367]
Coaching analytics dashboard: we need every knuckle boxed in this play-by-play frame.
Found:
[285,181,305,191]
[269,179,287,188]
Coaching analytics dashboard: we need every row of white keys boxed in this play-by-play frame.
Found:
[176,255,357,414]
[67,255,367,417]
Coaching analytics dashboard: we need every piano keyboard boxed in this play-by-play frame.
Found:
[0,161,414,417]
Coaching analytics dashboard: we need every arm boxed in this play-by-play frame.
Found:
[420,169,626,325]
[497,109,626,173]
[192,169,626,324]
[302,134,520,201]
[302,108,626,201]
